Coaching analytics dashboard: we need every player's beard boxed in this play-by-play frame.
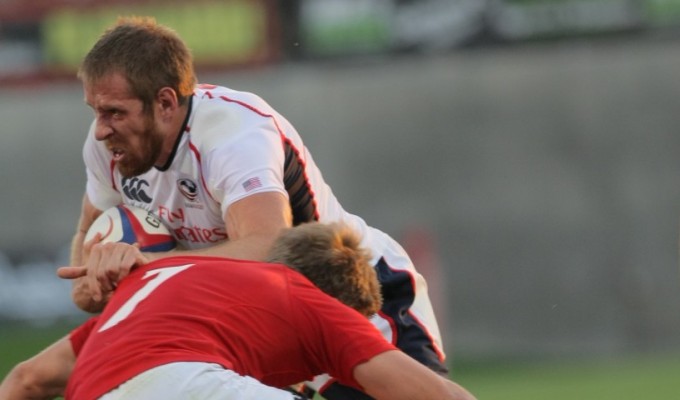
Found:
[116,114,164,178]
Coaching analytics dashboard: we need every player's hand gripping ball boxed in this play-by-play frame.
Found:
[85,204,176,252]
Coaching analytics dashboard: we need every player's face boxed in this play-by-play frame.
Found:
[84,73,164,178]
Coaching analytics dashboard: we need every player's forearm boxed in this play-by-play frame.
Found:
[144,232,277,262]
[70,231,102,312]
[71,193,103,266]
[70,231,86,266]
[355,350,477,400]
[441,378,477,400]
[0,362,63,400]
[0,336,74,400]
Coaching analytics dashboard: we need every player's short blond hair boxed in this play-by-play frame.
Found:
[78,16,196,111]
[267,222,382,317]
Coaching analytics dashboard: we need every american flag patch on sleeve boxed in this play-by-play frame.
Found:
[242,177,262,192]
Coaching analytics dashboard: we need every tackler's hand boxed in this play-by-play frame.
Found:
[59,242,149,303]
[87,242,149,302]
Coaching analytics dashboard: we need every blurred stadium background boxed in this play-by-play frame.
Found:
[2,0,680,397]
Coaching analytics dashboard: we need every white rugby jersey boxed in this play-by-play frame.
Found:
[84,84,376,252]
[83,83,444,359]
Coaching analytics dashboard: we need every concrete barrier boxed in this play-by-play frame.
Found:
[2,36,679,358]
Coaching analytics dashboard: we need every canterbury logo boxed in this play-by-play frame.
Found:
[121,177,153,203]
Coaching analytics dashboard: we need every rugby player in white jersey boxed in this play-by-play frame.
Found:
[70,16,448,399]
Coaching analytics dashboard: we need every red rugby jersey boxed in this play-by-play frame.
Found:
[66,256,394,400]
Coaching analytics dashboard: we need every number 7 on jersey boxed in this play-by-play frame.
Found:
[98,264,195,332]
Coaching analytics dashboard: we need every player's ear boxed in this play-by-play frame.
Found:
[156,87,178,113]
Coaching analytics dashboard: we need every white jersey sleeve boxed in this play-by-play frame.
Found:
[188,91,289,216]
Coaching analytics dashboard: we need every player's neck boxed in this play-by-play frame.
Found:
[156,102,190,168]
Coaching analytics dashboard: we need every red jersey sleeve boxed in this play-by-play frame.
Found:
[288,273,396,390]
[69,317,99,356]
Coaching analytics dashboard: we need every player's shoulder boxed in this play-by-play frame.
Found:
[193,84,272,116]
[188,84,275,149]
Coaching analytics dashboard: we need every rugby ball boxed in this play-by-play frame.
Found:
[85,204,176,252]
